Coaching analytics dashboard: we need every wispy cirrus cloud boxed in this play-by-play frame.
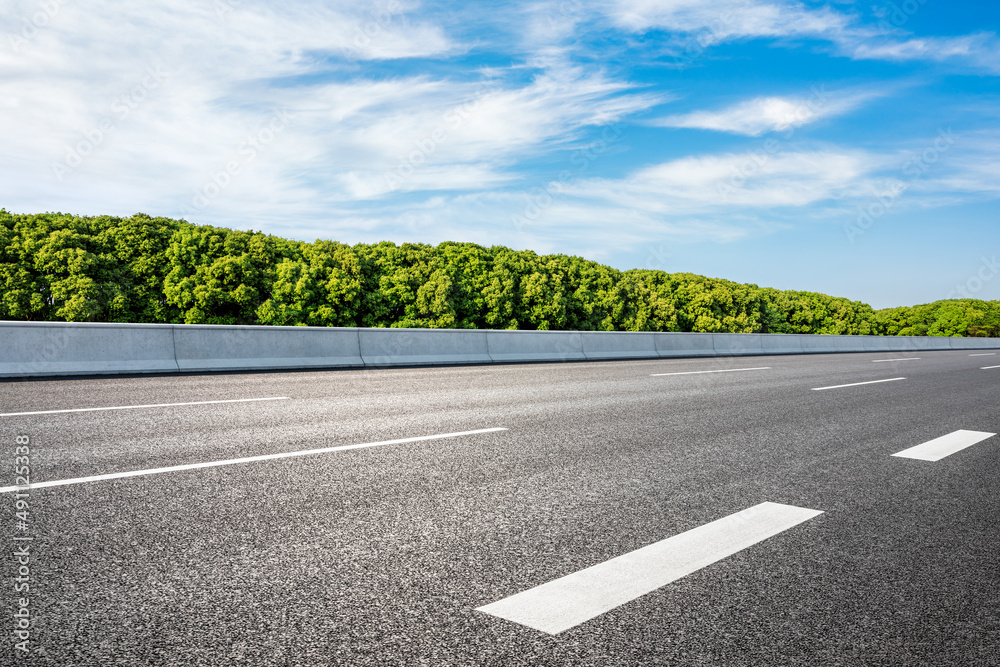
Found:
[327,61,663,200]
[605,0,851,42]
[0,0,662,226]
[848,32,1000,73]
[565,149,876,212]
[600,0,1000,74]
[650,87,885,136]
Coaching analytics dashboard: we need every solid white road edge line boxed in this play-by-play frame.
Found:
[811,377,906,391]
[891,429,996,462]
[871,358,920,362]
[476,501,823,635]
[0,397,291,417]
[0,427,508,493]
[651,367,770,376]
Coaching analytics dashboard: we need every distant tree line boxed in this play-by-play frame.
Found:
[877,300,1000,338]
[1,211,996,336]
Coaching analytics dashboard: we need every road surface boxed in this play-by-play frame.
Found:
[2,350,998,665]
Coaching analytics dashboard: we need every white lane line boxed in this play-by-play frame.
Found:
[871,358,920,363]
[892,430,996,462]
[983,365,1000,370]
[811,377,905,391]
[651,367,770,377]
[970,353,997,357]
[0,427,507,493]
[477,502,823,635]
[0,397,291,418]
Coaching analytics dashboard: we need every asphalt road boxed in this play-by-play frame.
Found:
[1,350,998,666]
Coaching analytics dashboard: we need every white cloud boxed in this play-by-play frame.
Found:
[565,150,874,212]
[602,0,1000,74]
[2,0,997,274]
[605,0,851,43]
[848,32,1000,73]
[0,0,457,206]
[651,87,883,136]
[897,131,1000,199]
[0,0,662,226]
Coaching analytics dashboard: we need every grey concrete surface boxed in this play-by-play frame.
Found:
[359,328,491,367]
[862,335,894,352]
[799,334,840,353]
[759,333,805,354]
[710,333,764,356]
[580,332,658,360]
[0,321,178,376]
[2,321,1000,378]
[654,332,717,358]
[175,325,364,371]
[486,330,586,362]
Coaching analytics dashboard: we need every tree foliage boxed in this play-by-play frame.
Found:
[876,300,1000,337]
[1,210,996,337]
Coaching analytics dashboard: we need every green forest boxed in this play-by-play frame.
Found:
[2,210,998,337]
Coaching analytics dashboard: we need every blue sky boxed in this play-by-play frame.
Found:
[2,0,998,308]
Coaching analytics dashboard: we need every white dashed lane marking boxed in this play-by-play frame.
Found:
[0,397,291,417]
[477,502,823,635]
[811,377,906,391]
[892,430,996,462]
[651,367,770,377]
[0,428,508,493]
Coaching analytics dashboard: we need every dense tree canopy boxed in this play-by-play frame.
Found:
[1,210,995,336]
[876,300,1000,338]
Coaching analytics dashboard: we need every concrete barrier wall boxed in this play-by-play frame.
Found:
[862,335,894,352]
[0,321,178,377]
[951,337,1000,350]
[581,332,657,360]
[655,333,717,358]
[486,330,585,362]
[799,334,839,353]
[3,320,1000,378]
[712,333,764,356]
[360,328,490,367]
[174,325,363,372]
[882,336,916,353]
[924,336,955,351]
[760,334,806,355]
